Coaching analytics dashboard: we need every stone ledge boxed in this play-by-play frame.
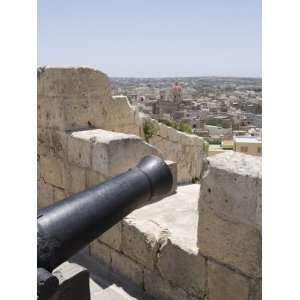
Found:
[67,129,162,177]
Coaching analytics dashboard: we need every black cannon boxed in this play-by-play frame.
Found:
[37,155,173,299]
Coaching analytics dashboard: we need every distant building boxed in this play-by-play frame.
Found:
[170,82,183,104]
[233,136,262,156]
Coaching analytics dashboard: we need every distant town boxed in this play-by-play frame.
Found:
[111,77,262,156]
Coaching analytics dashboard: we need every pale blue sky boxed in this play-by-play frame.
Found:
[38,0,261,78]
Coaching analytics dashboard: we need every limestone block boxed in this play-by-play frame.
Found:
[111,250,143,287]
[207,261,250,300]
[37,141,53,157]
[37,97,64,130]
[53,186,65,202]
[179,132,199,146]
[144,269,197,300]
[165,160,177,194]
[157,238,207,298]
[198,207,261,278]
[40,155,64,188]
[249,279,262,300]
[67,132,92,168]
[64,163,86,195]
[38,67,138,132]
[199,151,262,227]
[121,218,161,270]
[37,179,53,208]
[38,66,111,98]
[63,97,99,131]
[90,240,111,267]
[37,128,67,159]
[51,130,67,158]
[86,170,106,188]
[98,222,122,251]
[167,126,180,142]
[89,129,161,177]
[158,123,169,138]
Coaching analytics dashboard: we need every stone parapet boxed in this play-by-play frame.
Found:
[198,151,262,299]
[38,66,141,135]
[147,118,205,184]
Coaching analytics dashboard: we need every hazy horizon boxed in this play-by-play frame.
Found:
[38,0,261,78]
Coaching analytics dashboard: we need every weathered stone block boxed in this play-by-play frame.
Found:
[37,97,64,130]
[37,128,67,158]
[67,132,91,168]
[38,66,110,99]
[53,186,65,202]
[90,240,111,267]
[37,179,53,208]
[121,219,161,270]
[207,261,250,300]
[165,160,177,194]
[98,222,122,251]
[157,238,207,298]
[38,67,141,134]
[111,250,143,287]
[64,163,86,195]
[167,126,180,142]
[199,151,261,227]
[86,170,106,188]
[198,152,262,278]
[90,129,161,177]
[144,269,196,300]
[198,207,261,278]
[40,155,64,188]
[158,123,169,138]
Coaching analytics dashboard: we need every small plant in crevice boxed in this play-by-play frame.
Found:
[143,119,159,142]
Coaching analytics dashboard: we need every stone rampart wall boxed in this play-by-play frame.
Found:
[37,66,169,208]
[38,66,205,185]
[146,119,205,183]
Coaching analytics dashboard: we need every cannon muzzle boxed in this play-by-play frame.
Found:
[37,155,172,275]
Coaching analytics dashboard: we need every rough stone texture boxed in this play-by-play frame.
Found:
[86,169,107,188]
[53,186,65,202]
[90,240,111,266]
[198,207,261,278]
[39,155,65,188]
[98,222,122,251]
[144,269,199,300]
[64,163,86,195]
[157,238,207,298]
[67,133,92,169]
[207,261,250,300]
[111,250,144,287]
[121,218,163,271]
[198,152,262,278]
[199,151,261,228]
[90,129,161,176]
[38,66,140,135]
[165,160,177,194]
[148,120,205,183]
[249,279,262,300]
[37,179,53,208]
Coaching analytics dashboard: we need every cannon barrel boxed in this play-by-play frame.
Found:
[37,155,173,273]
